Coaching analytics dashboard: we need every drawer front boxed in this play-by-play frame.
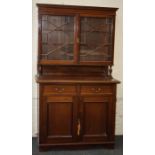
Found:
[80,85,113,95]
[43,85,76,95]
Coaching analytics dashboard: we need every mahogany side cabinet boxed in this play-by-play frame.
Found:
[36,4,120,151]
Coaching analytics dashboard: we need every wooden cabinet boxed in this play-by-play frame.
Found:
[36,4,120,151]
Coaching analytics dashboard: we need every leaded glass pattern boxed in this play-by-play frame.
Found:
[80,17,114,62]
[41,15,74,60]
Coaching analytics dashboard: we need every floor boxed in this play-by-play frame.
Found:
[32,136,123,155]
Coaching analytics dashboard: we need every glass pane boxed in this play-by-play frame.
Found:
[41,15,74,60]
[80,17,113,62]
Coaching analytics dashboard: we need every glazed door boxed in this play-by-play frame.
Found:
[39,95,78,144]
[39,15,115,65]
[40,15,77,65]
[79,16,115,65]
[80,96,114,142]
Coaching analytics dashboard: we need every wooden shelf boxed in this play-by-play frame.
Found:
[36,75,120,84]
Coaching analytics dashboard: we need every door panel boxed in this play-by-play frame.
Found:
[84,102,107,136]
[47,102,72,137]
[80,96,113,142]
[40,95,77,143]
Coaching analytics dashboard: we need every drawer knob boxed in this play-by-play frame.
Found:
[91,87,102,92]
[55,88,64,92]
[59,88,64,92]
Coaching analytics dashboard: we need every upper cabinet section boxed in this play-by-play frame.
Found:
[37,4,118,65]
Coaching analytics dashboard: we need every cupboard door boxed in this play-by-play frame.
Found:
[40,15,77,64]
[80,96,115,142]
[39,96,78,144]
[79,16,114,65]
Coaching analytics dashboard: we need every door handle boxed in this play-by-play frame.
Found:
[77,119,81,136]
[77,37,80,44]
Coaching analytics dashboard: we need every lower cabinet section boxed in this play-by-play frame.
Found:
[39,84,116,150]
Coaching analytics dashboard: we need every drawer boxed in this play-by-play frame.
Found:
[43,85,76,95]
[80,85,113,95]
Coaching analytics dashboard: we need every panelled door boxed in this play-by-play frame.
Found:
[79,95,114,142]
[39,95,78,144]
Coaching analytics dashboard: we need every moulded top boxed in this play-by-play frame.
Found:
[37,3,118,12]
